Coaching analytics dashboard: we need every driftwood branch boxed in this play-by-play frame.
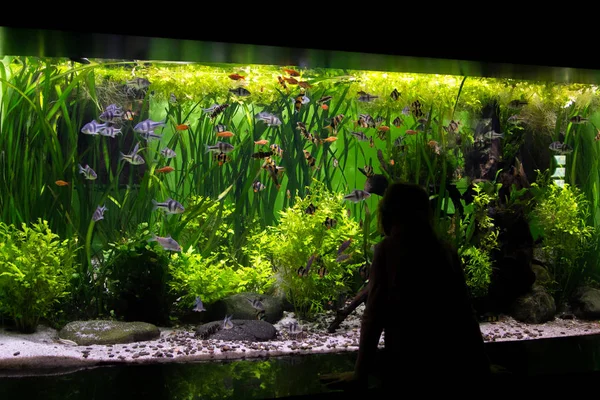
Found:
[327,286,369,333]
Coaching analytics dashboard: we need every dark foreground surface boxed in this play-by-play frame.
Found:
[2,333,600,399]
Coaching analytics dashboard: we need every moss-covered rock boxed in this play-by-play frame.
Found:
[511,286,556,324]
[203,293,284,324]
[58,320,160,346]
[195,319,276,342]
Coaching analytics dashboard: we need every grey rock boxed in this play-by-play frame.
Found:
[511,286,556,324]
[204,293,284,323]
[570,286,600,320]
[58,320,160,346]
[195,319,276,342]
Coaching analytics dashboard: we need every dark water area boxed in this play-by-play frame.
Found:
[4,335,600,399]
[0,353,359,400]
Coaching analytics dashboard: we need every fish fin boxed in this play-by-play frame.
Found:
[151,199,159,211]
[147,234,157,243]
[205,144,211,154]
[119,152,126,161]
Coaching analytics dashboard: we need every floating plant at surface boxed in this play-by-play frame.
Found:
[247,179,364,319]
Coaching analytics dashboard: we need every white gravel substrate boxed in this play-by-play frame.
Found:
[1,304,599,373]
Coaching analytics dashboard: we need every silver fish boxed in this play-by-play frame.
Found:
[81,120,107,135]
[92,205,107,222]
[570,115,588,124]
[148,235,182,252]
[246,297,265,311]
[140,131,163,141]
[229,87,251,96]
[357,93,379,102]
[401,106,410,115]
[350,131,369,142]
[507,115,526,125]
[126,77,151,89]
[223,315,234,330]
[193,297,206,312]
[99,126,121,138]
[393,137,405,147]
[206,141,235,153]
[105,104,122,112]
[549,141,573,154]
[202,104,221,113]
[214,124,227,133]
[344,189,371,202]
[483,130,504,140]
[99,110,123,122]
[256,112,282,127]
[152,198,185,214]
[134,119,166,134]
[119,151,145,165]
[78,164,97,180]
[169,93,177,103]
[161,147,177,158]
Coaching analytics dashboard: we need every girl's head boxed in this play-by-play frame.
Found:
[377,182,433,236]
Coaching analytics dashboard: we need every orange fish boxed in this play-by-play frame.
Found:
[283,68,300,77]
[321,104,329,110]
[228,73,245,80]
[156,166,175,174]
[216,131,235,138]
[298,81,312,89]
[176,124,189,131]
[390,159,395,166]
[378,126,390,132]
[277,76,287,89]
[405,129,418,135]
[283,77,298,85]
[55,180,69,186]
[254,139,269,145]
[322,137,338,143]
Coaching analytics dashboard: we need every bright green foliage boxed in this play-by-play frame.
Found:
[456,182,500,298]
[0,219,78,332]
[530,173,596,302]
[246,179,363,319]
[168,247,276,311]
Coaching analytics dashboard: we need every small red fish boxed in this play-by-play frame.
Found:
[283,77,299,85]
[176,124,189,131]
[283,68,300,77]
[216,131,235,138]
[321,104,329,110]
[378,126,390,132]
[322,137,338,143]
[254,139,269,145]
[405,129,418,135]
[55,180,69,186]
[228,73,245,80]
[298,81,312,89]
[156,166,175,174]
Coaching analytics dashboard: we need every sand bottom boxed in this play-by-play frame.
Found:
[1,305,599,375]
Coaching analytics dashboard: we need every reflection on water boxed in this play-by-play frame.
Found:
[0,352,359,400]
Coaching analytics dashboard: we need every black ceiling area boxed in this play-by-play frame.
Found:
[0,23,598,84]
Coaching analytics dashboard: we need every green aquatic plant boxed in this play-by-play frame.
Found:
[530,171,596,303]
[247,179,363,319]
[167,247,276,312]
[98,223,175,325]
[455,181,501,298]
[0,219,78,333]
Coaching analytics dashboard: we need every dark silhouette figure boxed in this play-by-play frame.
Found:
[322,182,492,390]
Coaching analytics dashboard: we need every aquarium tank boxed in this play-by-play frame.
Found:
[2,26,600,397]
